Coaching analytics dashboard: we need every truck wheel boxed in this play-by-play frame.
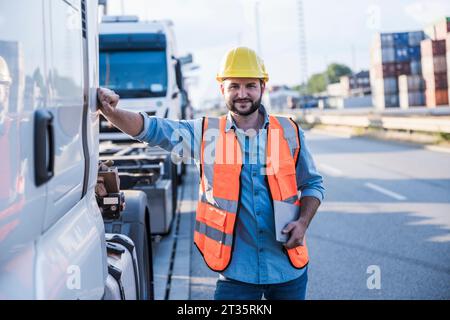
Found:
[140,215,154,300]
[104,190,154,300]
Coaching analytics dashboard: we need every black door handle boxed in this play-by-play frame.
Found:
[34,110,55,186]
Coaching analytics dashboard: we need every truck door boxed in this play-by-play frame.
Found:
[42,0,86,230]
[34,0,106,300]
[0,0,49,299]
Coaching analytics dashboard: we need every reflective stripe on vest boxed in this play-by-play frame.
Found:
[195,114,309,272]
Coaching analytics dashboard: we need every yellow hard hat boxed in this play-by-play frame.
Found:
[216,47,269,82]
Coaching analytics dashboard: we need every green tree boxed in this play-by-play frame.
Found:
[294,63,353,94]
[307,73,327,94]
[326,63,352,84]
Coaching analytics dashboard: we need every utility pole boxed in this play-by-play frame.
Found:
[351,44,357,72]
[297,0,308,100]
[255,0,262,56]
[120,0,125,15]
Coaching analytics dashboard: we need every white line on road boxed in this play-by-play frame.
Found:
[310,128,353,139]
[318,163,343,177]
[364,182,407,201]
[424,145,450,154]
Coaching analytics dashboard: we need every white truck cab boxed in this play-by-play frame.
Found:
[99,16,185,141]
[0,1,152,300]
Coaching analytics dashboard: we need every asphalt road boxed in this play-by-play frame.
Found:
[188,129,450,300]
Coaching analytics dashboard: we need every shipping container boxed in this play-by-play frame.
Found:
[371,46,395,64]
[370,31,426,109]
[421,55,447,75]
[399,91,425,108]
[371,77,398,95]
[425,88,449,107]
[447,34,450,99]
[373,93,399,109]
[398,75,425,92]
[408,31,425,47]
[410,60,422,75]
[423,72,448,90]
[421,39,447,56]
[394,46,421,62]
[393,32,409,47]
[381,62,411,77]
[373,33,394,48]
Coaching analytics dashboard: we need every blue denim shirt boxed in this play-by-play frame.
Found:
[133,106,324,284]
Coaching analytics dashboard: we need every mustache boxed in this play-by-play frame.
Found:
[233,98,253,103]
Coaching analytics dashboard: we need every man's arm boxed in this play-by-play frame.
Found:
[97,87,144,137]
[283,126,324,249]
[283,196,320,249]
[97,87,202,161]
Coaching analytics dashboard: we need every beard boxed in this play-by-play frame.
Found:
[226,93,263,116]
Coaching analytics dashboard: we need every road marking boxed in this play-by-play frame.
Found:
[424,145,450,154]
[311,128,353,138]
[318,163,343,177]
[364,182,407,201]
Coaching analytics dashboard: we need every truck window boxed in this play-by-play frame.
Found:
[99,33,168,99]
[100,50,167,98]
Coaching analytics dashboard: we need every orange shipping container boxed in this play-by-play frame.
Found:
[425,88,449,107]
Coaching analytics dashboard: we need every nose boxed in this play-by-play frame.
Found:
[237,86,247,99]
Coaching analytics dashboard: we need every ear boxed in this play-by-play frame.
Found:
[220,82,225,95]
[260,81,266,95]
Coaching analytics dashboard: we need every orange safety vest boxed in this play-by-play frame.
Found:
[194,114,309,272]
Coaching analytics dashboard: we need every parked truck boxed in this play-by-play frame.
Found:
[98,15,192,235]
[0,0,154,300]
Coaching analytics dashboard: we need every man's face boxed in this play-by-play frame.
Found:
[221,78,265,116]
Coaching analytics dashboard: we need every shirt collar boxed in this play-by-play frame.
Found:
[225,104,270,133]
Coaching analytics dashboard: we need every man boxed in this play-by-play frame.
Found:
[97,47,324,300]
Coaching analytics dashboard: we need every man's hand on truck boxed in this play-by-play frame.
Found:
[97,87,144,137]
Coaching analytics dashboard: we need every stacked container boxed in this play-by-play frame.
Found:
[398,75,425,108]
[421,39,448,107]
[448,34,450,102]
[370,31,424,109]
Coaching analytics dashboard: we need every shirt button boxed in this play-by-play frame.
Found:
[252,172,257,177]
[254,190,259,196]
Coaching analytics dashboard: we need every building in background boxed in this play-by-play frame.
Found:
[268,85,300,110]
[326,71,372,109]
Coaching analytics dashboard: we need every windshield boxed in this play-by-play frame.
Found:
[100,50,168,98]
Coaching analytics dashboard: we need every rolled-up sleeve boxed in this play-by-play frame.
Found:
[132,112,203,161]
[296,127,325,202]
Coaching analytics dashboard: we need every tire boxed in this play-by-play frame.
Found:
[139,216,153,300]
[104,190,154,300]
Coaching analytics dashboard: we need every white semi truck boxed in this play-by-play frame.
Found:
[98,15,190,140]
[98,15,193,235]
[0,0,154,299]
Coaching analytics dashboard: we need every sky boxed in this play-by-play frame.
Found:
[105,0,450,108]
